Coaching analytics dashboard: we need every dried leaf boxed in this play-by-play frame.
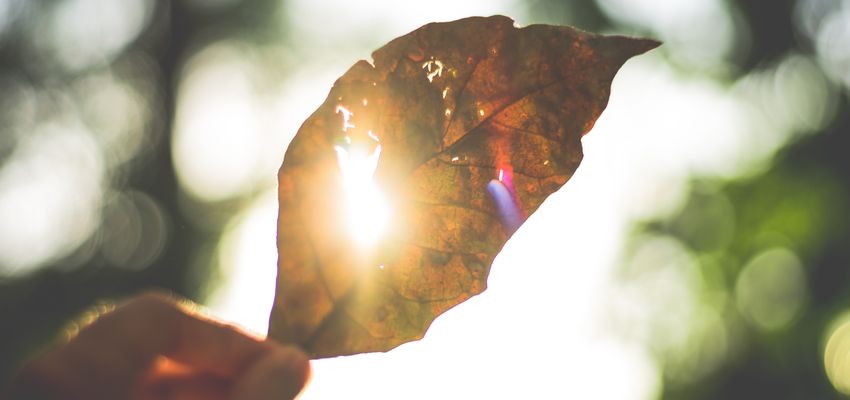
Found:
[269,15,658,358]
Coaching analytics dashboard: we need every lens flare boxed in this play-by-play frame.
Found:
[487,167,524,234]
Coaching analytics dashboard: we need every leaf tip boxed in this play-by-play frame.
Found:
[614,35,661,55]
[588,34,661,68]
[631,37,662,54]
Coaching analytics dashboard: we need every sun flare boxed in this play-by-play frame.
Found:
[334,142,391,249]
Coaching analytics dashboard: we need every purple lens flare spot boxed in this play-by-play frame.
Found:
[487,179,524,235]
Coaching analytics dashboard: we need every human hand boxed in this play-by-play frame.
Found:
[2,291,310,400]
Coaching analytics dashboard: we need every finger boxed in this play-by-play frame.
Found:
[135,367,229,400]
[6,290,276,400]
[76,290,272,377]
[229,345,311,400]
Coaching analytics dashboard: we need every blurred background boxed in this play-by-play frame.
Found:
[0,0,848,398]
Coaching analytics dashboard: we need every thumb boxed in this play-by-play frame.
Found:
[231,345,310,400]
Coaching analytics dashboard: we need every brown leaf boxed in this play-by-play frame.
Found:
[269,15,658,358]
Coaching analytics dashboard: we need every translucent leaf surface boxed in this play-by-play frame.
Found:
[269,15,658,358]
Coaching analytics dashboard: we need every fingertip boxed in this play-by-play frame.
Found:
[274,346,311,388]
[231,345,310,400]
